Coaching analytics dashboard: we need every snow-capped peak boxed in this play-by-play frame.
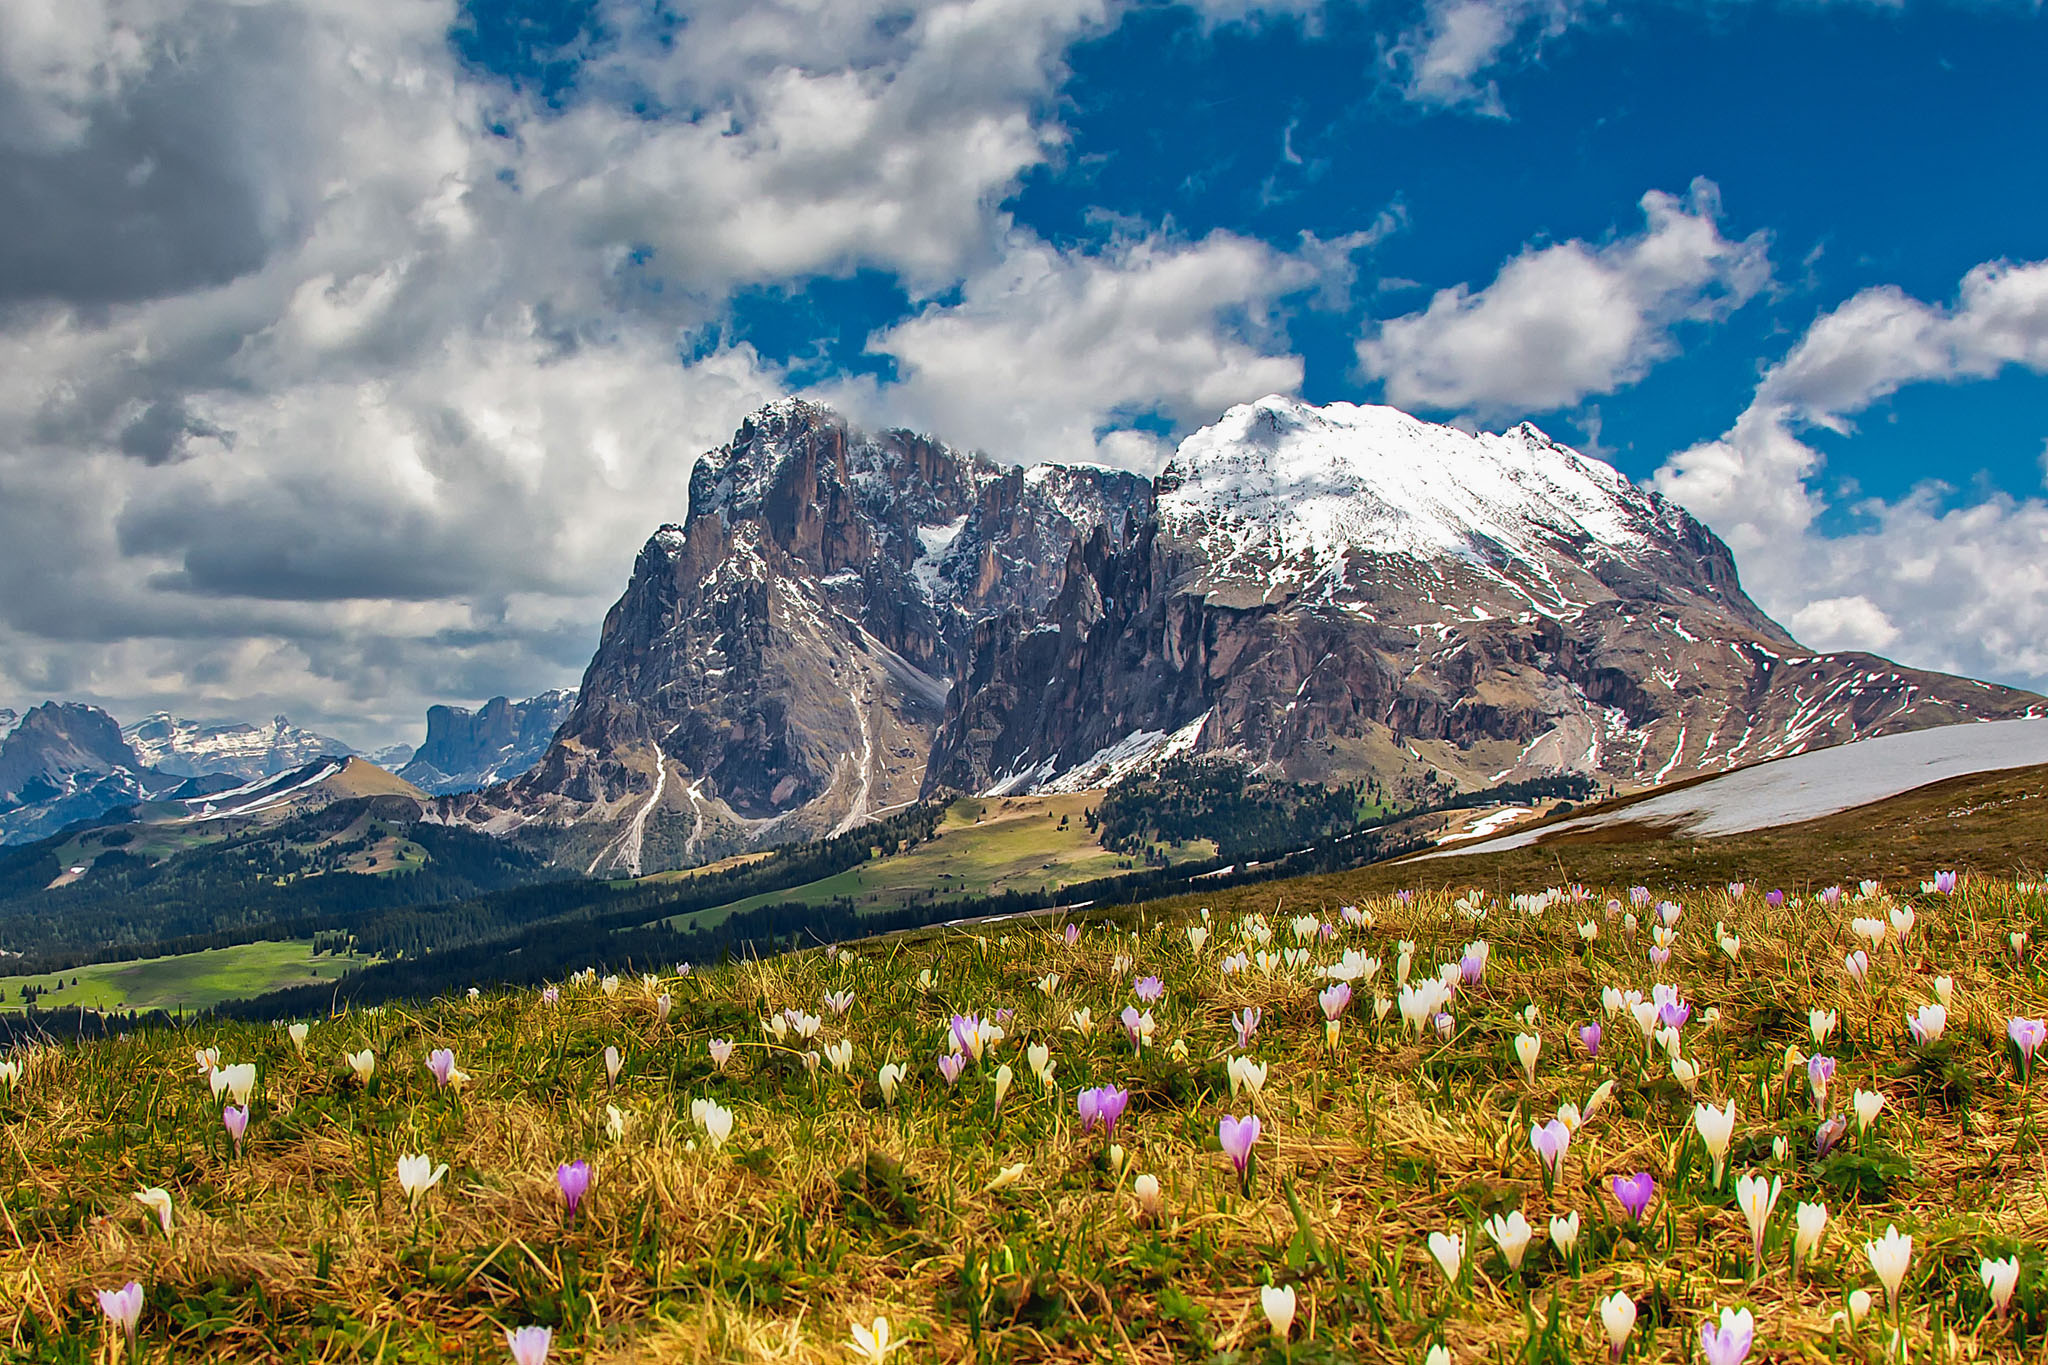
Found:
[1158,395,1664,568]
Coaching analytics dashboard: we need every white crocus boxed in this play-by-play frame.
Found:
[1866,1224,1913,1308]
[1483,1210,1534,1270]
[1693,1100,1737,1185]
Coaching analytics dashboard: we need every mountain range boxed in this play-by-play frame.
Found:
[0,689,578,844]
[432,396,2042,875]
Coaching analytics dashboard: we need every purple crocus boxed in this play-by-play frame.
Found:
[1814,1114,1848,1158]
[938,1053,968,1086]
[1459,947,1487,985]
[1232,1007,1261,1049]
[540,985,560,1005]
[1807,1054,1836,1105]
[427,1048,456,1088]
[1819,885,1843,907]
[1766,889,1785,909]
[223,1104,248,1155]
[1397,889,1415,905]
[1218,1114,1261,1174]
[1648,947,1672,969]
[1530,1119,1570,1179]
[1077,1084,1130,1137]
[1629,886,1651,907]
[1133,976,1165,1005]
[1699,1308,1755,1365]
[556,1160,591,1218]
[1318,921,1337,942]
[1659,1000,1691,1030]
[1934,870,1957,894]
[1579,1022,1602,1057]
[1063,923,1081,947]
[2009,1016,2046,1080]
[1727,881,1747,901]
[1611,1172,1656,1223]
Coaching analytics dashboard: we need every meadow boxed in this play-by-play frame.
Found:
[0,939,366,1015]
[662,794,1214,933]
[5,866,2047,1363]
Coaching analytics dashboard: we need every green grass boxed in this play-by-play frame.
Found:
[0,940,369,1014]
[661,793,1214,932]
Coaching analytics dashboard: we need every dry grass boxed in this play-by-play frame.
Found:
[4,868,2048,1362]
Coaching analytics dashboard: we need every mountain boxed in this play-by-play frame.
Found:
[438,398,1151,874]
[0,702,189,843]
[122,712,353,782]
[924,396,2041,796]
[440,395,2041,877]
[0,709,16,734]
[398,690,577,794]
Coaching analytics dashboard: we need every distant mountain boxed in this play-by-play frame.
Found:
[0,702,188,843]
[434,396,2038,876]
[369,743,417,770]
[438,398,1150,874]
[398,690,576,794]
[925,396,2043,797]
[122,712,353,782]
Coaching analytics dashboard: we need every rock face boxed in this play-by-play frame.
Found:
[399,690,577,794]
[122,712,353,782]
[923,396,2042,798]
[439,399,1149,873]
[442,394,2043,875]
[0,702,187,843]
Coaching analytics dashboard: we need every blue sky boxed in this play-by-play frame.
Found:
[0,0,2044,745]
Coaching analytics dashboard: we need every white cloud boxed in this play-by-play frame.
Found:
[1655,257,2048,691]
[1357,178,1769,417]
[834,228,1366,468]
[1387,0,1589,114]
[0,0,1125,743]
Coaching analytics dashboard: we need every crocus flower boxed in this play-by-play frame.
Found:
[1734,1172,1780,1265]
[1513,1033,1541,1083]
[937,1054,967,1086]
[1530,1119,1570,1181]
[709,1038,733,1071]
[992,1063,1014,1109]
[1867,1224,1913,1307]
[1809,1009,1837,1045]
[219,1062,256,1106]
[506,1325,552,1365]
[346,1050,375,1084]
[396,1153,448,1211]
[1934,870,1957,894]
[2009,1017,2046,1080]
[1077,1085,1130,1137]
[1120,1006,1155,1051]
[1695,1100,1737,1185]
[1227,1055,1269,1099]
[604,1046,623,1086]
[1611,1172,1655,1223]
[1767,888,1786,908]
[1843,951,1869,987]
[133,1186,173,1236]
[1982,1256,2021,1317]
[427,1049,456,1088]
[1698,1306,1754,1365]
[1579,1022,1602,1057]
[1218,1114,1261,1175]
[97,1281,143,1345]
[557,1160,590,1218]
[1550,1211,1580,1257]
[1599,1291,1636,1360]
[1814,1115,1848,1158]
[223,1105,248,1155]
[1906,1002,1946,1045]
[1483,1210,1533,1271]
[1808,1054,1835,1106]
[1261,1284,1295,1339]
[1133,1173,1163,1220]
[1427,1229,1464,1283]
[1793,1201,1827,1272]
[287,1022,310,1054]
[849,1315,897,1363]
[1134,976,1165,1004]
[1852,1088,1886,1133]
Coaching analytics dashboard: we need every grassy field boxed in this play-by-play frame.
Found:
[662,792,1213,932]
[8,821,2048,1360]
[0,940,368,1015]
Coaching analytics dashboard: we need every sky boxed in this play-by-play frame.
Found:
[1,0,2045,750]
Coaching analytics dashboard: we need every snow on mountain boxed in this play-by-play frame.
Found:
[122,712,353,782]
[1160,395,1667,584]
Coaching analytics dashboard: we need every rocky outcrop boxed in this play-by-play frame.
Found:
[0,702,188,842]
[439,399,1149,874]
[399,690,576,794]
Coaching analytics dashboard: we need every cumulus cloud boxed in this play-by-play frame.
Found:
[835,227,1378,468]
[1655,257,2048,690]
[1387,0,1590,114]
[1357,178,1769,418]
[0,0,1125,745]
